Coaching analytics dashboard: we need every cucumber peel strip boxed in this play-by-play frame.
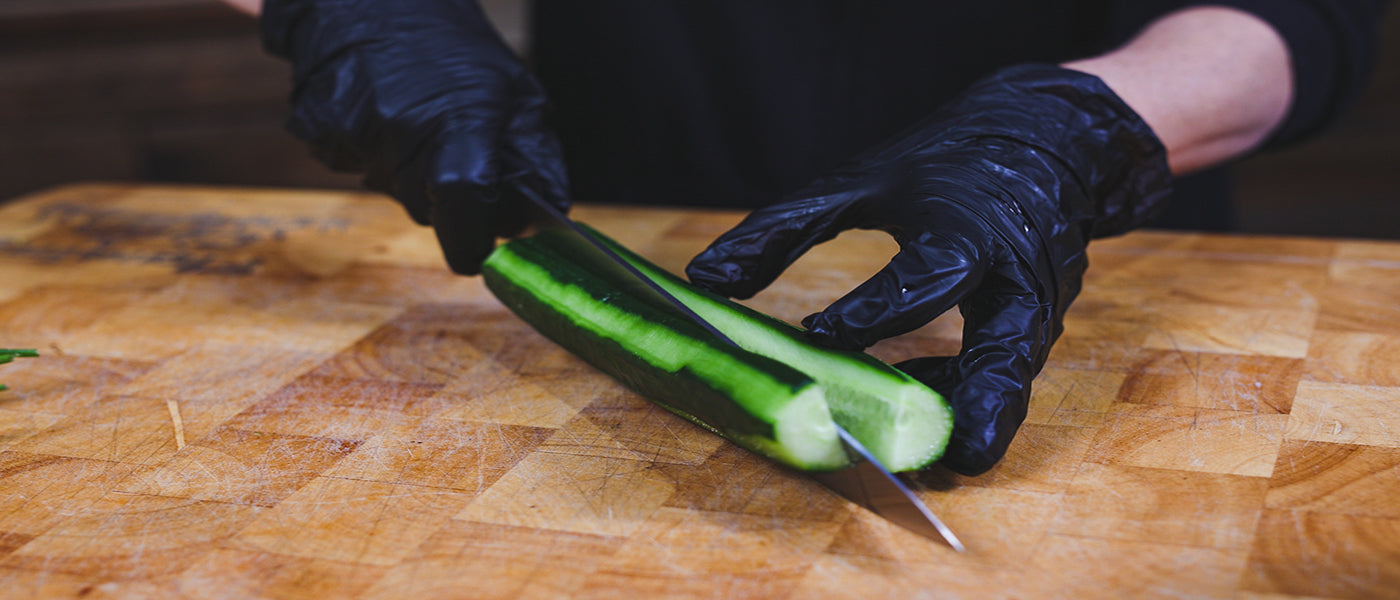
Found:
[485,240,846,470]
[482,225,952,472]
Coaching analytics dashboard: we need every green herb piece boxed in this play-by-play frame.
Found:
[0,349,38,392]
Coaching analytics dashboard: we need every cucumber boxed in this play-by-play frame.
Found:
[481,225,952,472]
[484,234,846,470]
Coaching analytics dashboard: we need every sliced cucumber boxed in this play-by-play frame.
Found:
[484,234,846,470]
[481,225,952,472]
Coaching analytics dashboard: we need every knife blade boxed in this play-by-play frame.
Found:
[520,193,964,552]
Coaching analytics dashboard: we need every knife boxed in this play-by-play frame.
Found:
[520,193,965,552]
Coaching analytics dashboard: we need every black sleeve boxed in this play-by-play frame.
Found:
[1193,0,1391,147]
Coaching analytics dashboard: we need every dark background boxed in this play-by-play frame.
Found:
[2,0,1396,239]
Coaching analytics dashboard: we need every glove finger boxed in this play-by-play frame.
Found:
[893,355,959,394]
[475,104,571,245]
[382,145,434,226]
[287,64,374,174]
[685,186,870,300]
[376,107,505,228]
[429,180,497,275]
[426,126,508,275]
[936,271,1051,476]
[801,227,988,351]
[312,137,369,174]
[501,95,571,215]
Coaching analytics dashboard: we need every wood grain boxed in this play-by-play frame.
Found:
[2,183,1400,599]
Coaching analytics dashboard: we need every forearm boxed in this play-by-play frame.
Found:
[222,0,261,16]
[1064,6,1293,175]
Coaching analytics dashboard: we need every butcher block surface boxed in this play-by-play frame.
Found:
[1,183,1399,599]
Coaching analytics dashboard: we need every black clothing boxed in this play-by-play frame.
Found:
[531,0,1387,231]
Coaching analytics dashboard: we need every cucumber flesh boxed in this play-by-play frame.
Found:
[484,234,847,471]
[588,226,952,471]
[482,225,952,472]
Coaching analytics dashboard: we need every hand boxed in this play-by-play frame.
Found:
[686,65,1172,475]
[261,0,570,274]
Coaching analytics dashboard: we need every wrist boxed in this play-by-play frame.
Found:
[1061,6,1293,174]
[932,64,1172,239]
[221,0,261,16]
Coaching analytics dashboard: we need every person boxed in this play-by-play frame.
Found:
[223,0,1388,475]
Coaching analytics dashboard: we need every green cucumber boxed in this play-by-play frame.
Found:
[484,234,846,470]
[481,225,952,472]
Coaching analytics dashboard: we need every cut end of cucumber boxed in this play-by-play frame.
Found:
[825,383,952,472]
[735,385,847,471]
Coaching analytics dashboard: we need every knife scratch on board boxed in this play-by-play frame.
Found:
[166,398,187,450]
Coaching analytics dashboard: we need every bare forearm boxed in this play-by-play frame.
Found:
[222,0,261,16]
[1064,6,1293,175]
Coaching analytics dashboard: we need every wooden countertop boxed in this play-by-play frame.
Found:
[1,183,1398,599]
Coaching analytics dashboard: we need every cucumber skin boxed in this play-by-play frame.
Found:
[483,234,848,471]
[587,226,953,471]
[484,224,953,473]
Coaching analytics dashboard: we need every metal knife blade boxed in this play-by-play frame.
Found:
[521,194,964,552]
[811,428,965,552]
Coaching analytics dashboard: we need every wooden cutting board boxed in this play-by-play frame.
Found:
[1,183,1398,599]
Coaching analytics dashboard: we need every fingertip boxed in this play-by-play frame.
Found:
[432,218,493,276]
[799,311,868,351]
[939,444,1003,477]
[428,181,493,275]
[683,256,753,298]
[384,163,433,226]
[939,389,1019,476]
[934,361,1033,477]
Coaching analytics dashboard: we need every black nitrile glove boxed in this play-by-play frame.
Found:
[262,0,570,274]
[686,64,1172,476]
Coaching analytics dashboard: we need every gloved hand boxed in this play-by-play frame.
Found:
[261,0,570,274]
[686,64,1172,476]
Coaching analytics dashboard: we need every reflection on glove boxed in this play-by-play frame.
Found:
[687,64,1172,475]
[262,0,570,274]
